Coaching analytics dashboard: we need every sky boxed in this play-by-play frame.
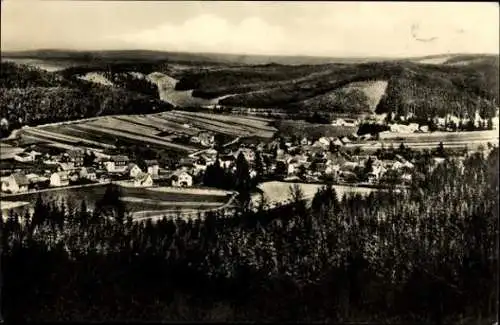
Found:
[1,1,498,58]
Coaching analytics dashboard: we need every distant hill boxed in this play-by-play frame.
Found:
[0,61,172,138]
[2,49,400,66]
[1,50,498,130]
[191,57,499,121]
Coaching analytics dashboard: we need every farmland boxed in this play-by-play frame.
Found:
[6,110,278,155]
[346,129,499,151]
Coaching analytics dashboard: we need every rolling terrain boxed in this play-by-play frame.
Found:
[1,50,498,140]
[5,111,277,157]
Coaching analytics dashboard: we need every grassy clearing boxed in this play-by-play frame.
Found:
[4,184,232,213]
[255,181,376,206]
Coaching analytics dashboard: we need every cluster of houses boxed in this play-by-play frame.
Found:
[168,134,421,186]
[1,148,164,194]
[2,128,464,195]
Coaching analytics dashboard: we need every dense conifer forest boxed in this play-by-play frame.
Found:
[2,148,498,322]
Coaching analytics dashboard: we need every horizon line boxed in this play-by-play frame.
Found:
[2,48,499,60]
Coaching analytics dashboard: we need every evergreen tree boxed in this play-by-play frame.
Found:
[83,151,96,166]
[235,152,252,211]
[254,152,265,182]
[487,117,493,130]
[437,141,446,157]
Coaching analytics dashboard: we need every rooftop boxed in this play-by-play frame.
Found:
[11,173,30,186]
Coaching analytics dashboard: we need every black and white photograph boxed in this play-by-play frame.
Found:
[1,1,499,323]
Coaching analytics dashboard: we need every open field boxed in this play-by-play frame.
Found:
[1,184,234,217]
[347,130,499,151]
[273,119,356,139]
[0,143,24,160]
[253,181,377,208]
[379,130,498,142]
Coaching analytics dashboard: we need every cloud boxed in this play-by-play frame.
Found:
[2,1,498,57]
[111,14,288,55]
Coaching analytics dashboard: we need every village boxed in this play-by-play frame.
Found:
[1,124,464,196]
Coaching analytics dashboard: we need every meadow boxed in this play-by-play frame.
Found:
[253,181,377,208]
[2,184,233,217]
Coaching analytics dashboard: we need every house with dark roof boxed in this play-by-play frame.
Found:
[1,173,29,193]
[103,155,130,173]
[67,150,85,167]
[220,155,235,168]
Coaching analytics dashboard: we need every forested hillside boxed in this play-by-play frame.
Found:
[1,52,498,136]
[0,61,172,138]
[173,56,499,119]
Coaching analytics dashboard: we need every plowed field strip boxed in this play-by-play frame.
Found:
[89,117,159,136]
[40,126,115,148]
[168,112,252,135]
[111,116,164,133]
[22,128,108,149]
[158,113,242,136]
[144,115,201,135]
[175,111,277,132]
[76,123,196,152]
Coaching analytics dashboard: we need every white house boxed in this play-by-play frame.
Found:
[171,170,193,187]
[325,164,341,177]
[287,159,302,176]
[1,173,29,194]
[13,152,35,163]
[330,138,344,147]
[391,161,405,170]
[340,136,352,144]
[332,118,358,127]
[313,136,331,148]
[419,125,429,133]
[58,162,75,171]
[144,160,160,178]
[50,171,70,187]
[369,165,387,182]
[133,172,153,187]
[126,163,143,178]
[198,131,215,147]
[189,136,201,144]
[104,155,129,173]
